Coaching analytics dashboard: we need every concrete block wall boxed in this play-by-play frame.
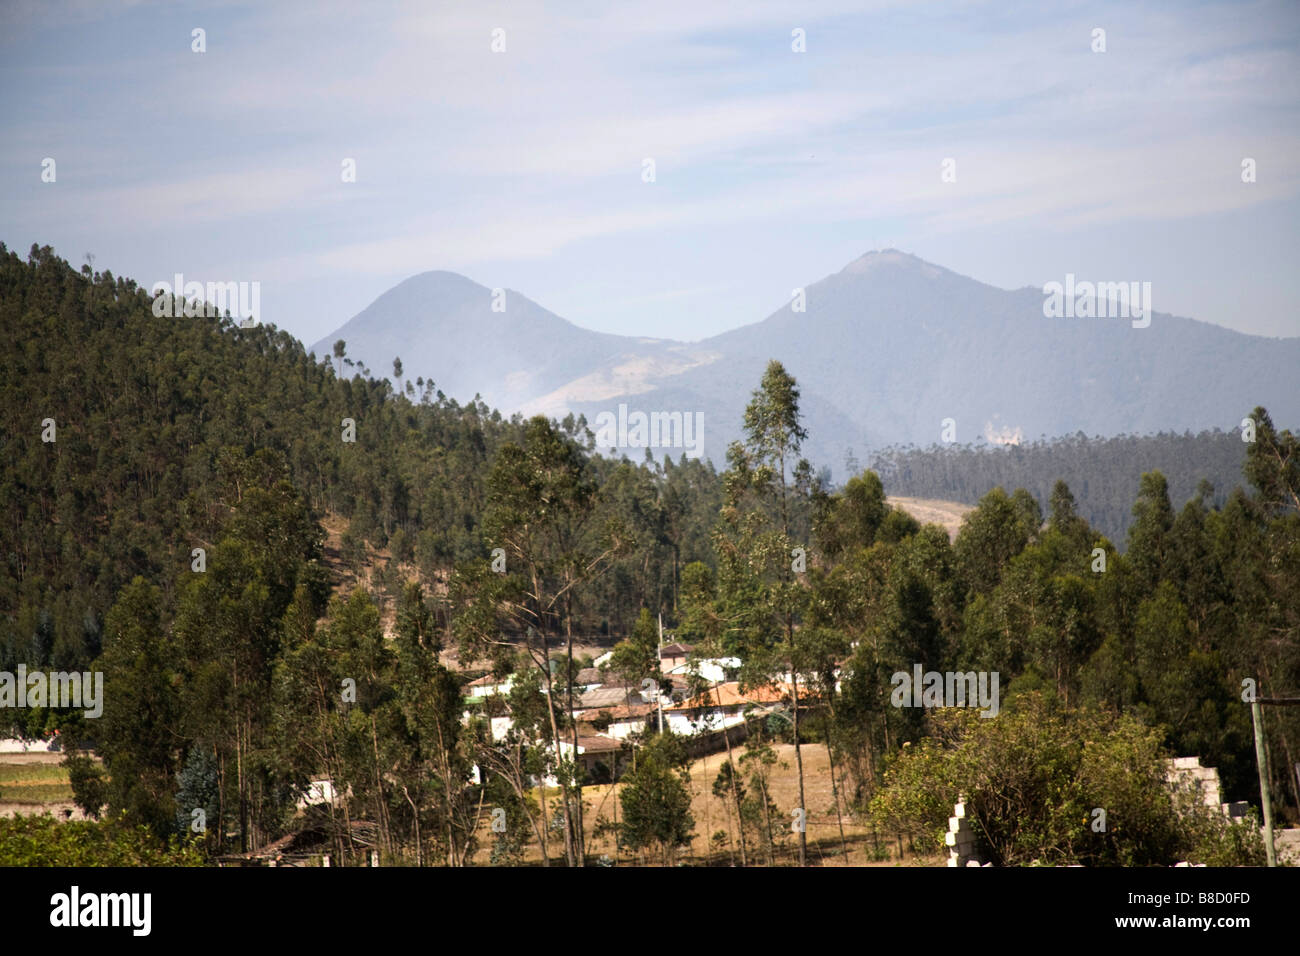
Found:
[945,797,981,867]
[1166,756,1222,810]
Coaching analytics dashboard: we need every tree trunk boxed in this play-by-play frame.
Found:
[235,664,248,854]
[823,710,849,863]
[758,773,775,866]
[402,786,422,866]
[789,648,807,867]
[565,594,585,865]
[370,715,392,859]
[433,716,458,866]
[716,685,748,867]
[534,765,551,867]
[529,571,575,867]
[535,644,574,867]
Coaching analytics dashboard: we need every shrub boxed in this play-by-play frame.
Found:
[868,693,1263,866]
[0,813,206,866]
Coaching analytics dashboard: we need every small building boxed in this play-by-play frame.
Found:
[666,656,741,685]
[575,684,645,716]
[557,735,626,783]
[663,681,787,736]
[465,672,514,699]
[596,701,656,739]
[659,642,694,674]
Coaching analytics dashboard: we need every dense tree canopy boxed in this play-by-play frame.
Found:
[2,244,1295,866]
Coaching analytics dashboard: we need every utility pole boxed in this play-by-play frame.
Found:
[1250,695,1300,868]
[1250,699,1276,867]
[656,613,664,734]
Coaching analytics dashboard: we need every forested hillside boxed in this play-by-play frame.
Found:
[0,243,720,680]
[871,430,1249,546]
[2,244,1296,868]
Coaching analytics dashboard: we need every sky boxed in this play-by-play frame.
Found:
[2,0,1298,347]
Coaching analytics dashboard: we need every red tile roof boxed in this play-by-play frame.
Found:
[665,681,788,711]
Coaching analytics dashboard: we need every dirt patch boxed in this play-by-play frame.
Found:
[887,496,974,541]
[0,752,65,766]
[0,801,88,821]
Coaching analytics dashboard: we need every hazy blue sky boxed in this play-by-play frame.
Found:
[3,0,1298,347]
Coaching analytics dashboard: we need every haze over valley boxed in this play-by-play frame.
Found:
[314,250,1300,475]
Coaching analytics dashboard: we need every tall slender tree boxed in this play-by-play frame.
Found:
[451,415,627,865]
[715,360,813,865]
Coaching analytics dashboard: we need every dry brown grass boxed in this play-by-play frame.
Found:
[886,496,974,542]
[467,741,944,867]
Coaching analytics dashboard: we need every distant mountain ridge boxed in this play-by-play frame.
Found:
[311,251,1300,479]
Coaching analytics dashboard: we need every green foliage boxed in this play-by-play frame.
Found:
[872,430,1248,547]
[813,470,888,559]
[0,243,525,677]
[95,577,178,838]
[869,695,1264,866]
[2,247,1294,867]
[1176,799,1267,867]
[954,487,1041,595]
[737,731,785,863]
[0,813,206,866]
[174,746,220,844]
[608,608,659,685]
[618,733,695,864]
[1243,407,1300,516]
[64,754,108,821]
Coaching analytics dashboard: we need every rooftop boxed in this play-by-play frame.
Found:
[666,681,789,711]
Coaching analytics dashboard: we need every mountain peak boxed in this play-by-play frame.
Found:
[840,249,947,279]
[397,269,489,294]
[312,252,1300,475]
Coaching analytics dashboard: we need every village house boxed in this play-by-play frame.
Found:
[664,655,741,684]
[463,659,775,789]
[662,681,788,736]
[573,682,645,717]
[658,642,693,674]
[556,735,626,782]
[595,701,656,739]
[463,672,514,700]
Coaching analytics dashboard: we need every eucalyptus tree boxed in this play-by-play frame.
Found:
[451,415,627,865]
[714,360,814,865]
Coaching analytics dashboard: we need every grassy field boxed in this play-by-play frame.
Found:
[0,755,79,816]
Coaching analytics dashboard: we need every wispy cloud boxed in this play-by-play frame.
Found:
[1,0,1297,341]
